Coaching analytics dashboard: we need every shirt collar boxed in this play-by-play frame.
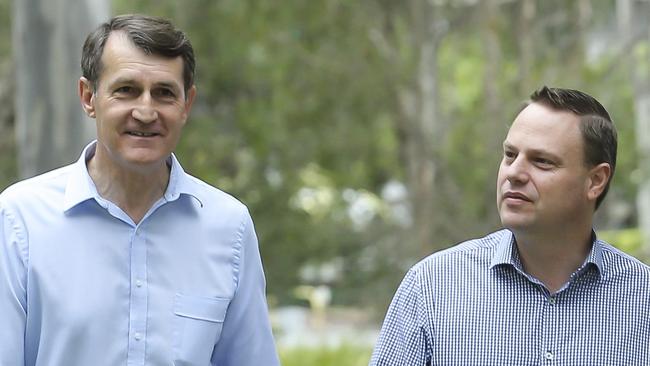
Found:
[63,140,203,212]
[489,229,605,280]
[163,149,205,207]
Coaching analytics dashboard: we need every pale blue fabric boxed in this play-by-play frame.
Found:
[0,141,280,366]
[370,229,650,365]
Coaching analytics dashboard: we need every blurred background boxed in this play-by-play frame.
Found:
[1,0,649,364]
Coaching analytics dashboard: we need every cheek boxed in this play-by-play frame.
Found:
[171,116,190,133]
[162,105,188,121]
[495,171,511,195]
[540,175,581,202]
[96,101,131,120]
[495,165,506,183]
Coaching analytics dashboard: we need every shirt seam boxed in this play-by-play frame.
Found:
[412,236,502,274]
[414,269,433,362]
[0,203,29,268]
[231,211,247,292]
[599,242,650,267]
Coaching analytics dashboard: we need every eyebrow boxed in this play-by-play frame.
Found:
[108,77,182,91]
[502,142,563,161]
[154,82,182,92]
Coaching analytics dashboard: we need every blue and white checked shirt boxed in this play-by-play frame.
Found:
[370,229,650,365]
[0,141,280,366]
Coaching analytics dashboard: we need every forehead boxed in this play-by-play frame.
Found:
[505,103,584,155]
[99,31,184,87]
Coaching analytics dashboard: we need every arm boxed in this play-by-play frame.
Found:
[211,211,280,366]
[0,205,27,365]
[369,268,431,366]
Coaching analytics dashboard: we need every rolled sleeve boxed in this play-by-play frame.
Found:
[211,211,280,366]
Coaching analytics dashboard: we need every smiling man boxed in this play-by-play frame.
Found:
[0,15,280,366]
[370,87,650,365]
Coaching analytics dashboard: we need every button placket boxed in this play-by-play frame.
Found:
[540,290,560,365]
[126,227,148,365]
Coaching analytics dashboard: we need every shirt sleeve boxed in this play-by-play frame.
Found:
[0,205,27,365]
[210,211,280,366]
[369,268,431,366]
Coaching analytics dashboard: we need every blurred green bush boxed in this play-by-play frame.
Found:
[279,345,372,366]
[597,228,647,263]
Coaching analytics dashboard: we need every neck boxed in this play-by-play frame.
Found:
[512,224,593,294]
[87,151,170,224]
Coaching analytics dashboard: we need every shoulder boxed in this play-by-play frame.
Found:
[0,165,73,250]
[598,239,650,280]
[410,229,507,276]
[181,173,250,218]
[0,165,73,209]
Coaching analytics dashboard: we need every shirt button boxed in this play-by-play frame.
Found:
[134,333,142,341]
[136,280,143,288]
[544,351,554,360]
[549,296,556,305]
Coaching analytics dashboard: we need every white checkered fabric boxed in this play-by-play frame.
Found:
[370,229,650,365]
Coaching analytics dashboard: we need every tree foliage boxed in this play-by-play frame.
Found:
[0,0,643,310]
[0,0,16,189]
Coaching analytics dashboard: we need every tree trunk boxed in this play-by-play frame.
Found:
[481,0,504,231]
[617,0,650,249]
[517,0,535,97]
[636,82,650,250]
[12,0,109,178]
[405,0,446,257]
[634,24,650,249]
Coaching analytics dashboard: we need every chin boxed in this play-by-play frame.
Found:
[499,213,534,231]
[123,149,168,164]
[118,155,168,172]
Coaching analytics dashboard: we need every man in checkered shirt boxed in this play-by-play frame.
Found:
[370,87,650,366]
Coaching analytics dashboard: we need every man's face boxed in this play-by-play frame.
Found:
[79,31,195,172]
[496,102,594,234]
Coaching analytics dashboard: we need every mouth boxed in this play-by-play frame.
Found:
[126,131,159,137]
[503,191,532,202]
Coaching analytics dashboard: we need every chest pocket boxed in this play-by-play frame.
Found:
[172,293,230,366]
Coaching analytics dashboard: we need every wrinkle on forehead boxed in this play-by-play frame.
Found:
[506,103,584,158]
[99,31,185,94]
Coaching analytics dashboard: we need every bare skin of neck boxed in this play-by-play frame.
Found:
[513,222,593,294]
[87,153,169,225]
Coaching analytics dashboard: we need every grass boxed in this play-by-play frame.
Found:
[279,345,372,366]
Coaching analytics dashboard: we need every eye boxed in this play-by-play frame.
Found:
[154,88,177,99]
[503,150,516,160]
[534,157,555,169]
[115,86,134,94]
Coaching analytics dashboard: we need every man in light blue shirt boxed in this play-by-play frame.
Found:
[0,14,280,366]
[370,87,650,365]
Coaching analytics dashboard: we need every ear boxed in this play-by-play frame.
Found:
[79,77,96,118]
[181,85,197,122]
[586,163,611,202]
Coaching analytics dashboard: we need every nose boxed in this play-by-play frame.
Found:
[131,94,158,123]
[502,156,529,185]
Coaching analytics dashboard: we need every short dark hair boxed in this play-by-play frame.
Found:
[81,14,195,94]
[527,86,617,210]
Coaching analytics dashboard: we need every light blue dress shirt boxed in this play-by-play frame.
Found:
[370,229,650,365]
[0,141,280,366]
